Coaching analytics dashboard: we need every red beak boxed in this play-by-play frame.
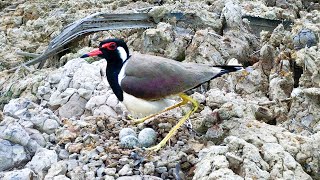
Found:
[81,48,102,58]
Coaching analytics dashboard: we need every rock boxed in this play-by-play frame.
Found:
[66,159,78,172]
[71,62,101,91]
[105,175,115,180]
[26,148,58,178]
[205,125,225,143]
[77,88,92,100]
[143,162,155,175]
[44,160,68,180]
[207,168,244,180]
[269,60,294,100]
[259,44,275,75]
[261,143,312,179]
[148,6,169,23]
[0,120,42,153]
[2,98,60,135]
[117,175,162,180]
[106,94,119,109]
[67,143,83,154]
[59,93,87,118]
[0,139,29,171]
[93,105,118,118]
[85,94,108,110]
[96,166,105,177]
[293,29,317,50]
[254,106,274,123]
[118,164,133,176]
[85,171,95,179]
[221,0,243,30]
[105,168,117,176]
[0,121,31,146]
[49,88,77,108]
[43,118,60,134]
[0,168,35,180]
[155,166,167,174]
[67,166,85,180]
[57,77,72,92]
[53,175,70,180]
[58,149,69,159]
[158,123,172,130]
[138,128,157,148]
[48,73,62,84]
[142,23,173,54]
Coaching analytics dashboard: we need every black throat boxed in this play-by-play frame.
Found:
[106,57,124,102]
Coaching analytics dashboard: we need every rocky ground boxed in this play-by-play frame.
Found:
[0,0,320,179]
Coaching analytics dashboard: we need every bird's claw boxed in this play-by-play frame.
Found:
[127,115,147,124]
[145,144,162,152]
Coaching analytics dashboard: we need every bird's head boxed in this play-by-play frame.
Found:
[81,38,130,63]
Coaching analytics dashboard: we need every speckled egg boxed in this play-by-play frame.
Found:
[138,128,157,148]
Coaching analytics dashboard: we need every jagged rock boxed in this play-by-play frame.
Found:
[59,93,87,118]
[3,98,60,135]
[0,139,29,171]
[0,168,35,180]
[194,134,312,180]
[143,162,155,175]
[225,119,319,178]
[52,175,70,180]
[0,120,42,154]
[44,160,68,180]
[259,44,275,75]
[117,175,162,180]
[26,148,58,179]
[118,164,133,176]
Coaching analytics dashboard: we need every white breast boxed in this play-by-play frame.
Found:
[122,92,175,118]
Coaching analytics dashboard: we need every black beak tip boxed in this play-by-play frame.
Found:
[80,54,89,58]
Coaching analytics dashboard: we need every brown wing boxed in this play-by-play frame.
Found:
[121,52,221,100]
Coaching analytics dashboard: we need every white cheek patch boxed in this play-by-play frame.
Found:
[117,47,127,62]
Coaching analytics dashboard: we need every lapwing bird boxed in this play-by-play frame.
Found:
[81,38,242,151]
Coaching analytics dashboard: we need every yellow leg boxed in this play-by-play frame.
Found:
[128,95,189,124]
[146,93,198,151]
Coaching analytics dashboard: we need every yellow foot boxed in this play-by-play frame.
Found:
[145,93,198,151]
[145,144,164,152]
[127,115,150,124]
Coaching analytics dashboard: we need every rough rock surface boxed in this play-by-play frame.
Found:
[0,0,319,179]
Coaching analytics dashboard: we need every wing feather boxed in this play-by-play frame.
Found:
[121,52,221,100]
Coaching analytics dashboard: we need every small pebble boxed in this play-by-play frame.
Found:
[120,135,139,149]
[105,175,115,180]
[119,157,130,165]
[96,167,105,177]
[69,153,79,159]
[143,162,155,175]
[119,128,136,139]
[118,164,133,176]
[59,149,69,159]
[158,123,172,130]
[155,166,168,174]
[176,141,185,146]
[138,128,157,148]
[85,171,95,179]
[105,168,116,176]
[96,146,104,153]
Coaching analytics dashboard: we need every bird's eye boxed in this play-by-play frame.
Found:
[102,42,117,50]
